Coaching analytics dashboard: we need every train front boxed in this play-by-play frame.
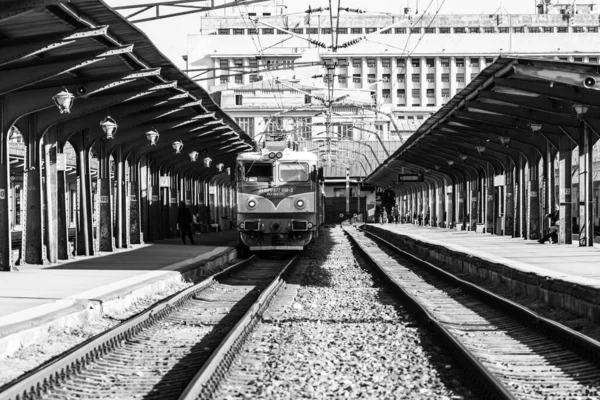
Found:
[236,147,320,251]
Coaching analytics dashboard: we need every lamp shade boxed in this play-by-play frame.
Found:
[499,136,511,146]
[573,104,589,116]
[53,88,75,114]
[529,123,542,132]
[172,140,184,154]
[446,160,455,166]
[100,116,118,139]
[459,153,468,161]
[475,145,486,154]
[216,162,225,172]
[189,151,199,162]
[203,157,212,167]
[145,129,159,145]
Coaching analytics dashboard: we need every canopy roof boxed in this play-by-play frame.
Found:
[0,0,255,178]
[366,57,600,188]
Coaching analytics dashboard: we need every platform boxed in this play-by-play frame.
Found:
[0,230,240,356]
[361,223,600,323]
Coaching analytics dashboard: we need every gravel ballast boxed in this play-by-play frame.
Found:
[216,227,474,399]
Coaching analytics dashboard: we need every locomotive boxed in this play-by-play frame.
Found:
[235,142,324,252]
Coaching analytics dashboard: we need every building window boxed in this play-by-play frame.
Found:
[263,28,274,34]
[307,28,318,34]
[382,89,391,98]
[218,28,230,35]
[337,124,353,140]
[441,73,450,82]
[235,94,242,105]
[338,75,347,84]
[381,28,391,34]
[352,59,362,68]
[296,117,312,140]
[351,27,362,34]
[367,58,376,67]
[425,27,436,34]
[426,89,434,98]
[485,57,495,64]
[233,28,244,35]
[573,27,584,33]
[410,27,421,34]
[513,27,524,33]
[470,57,480,67]
[235,75,243,84]
[220,74,229,83]
[304,94,311,104]
[368,74,376,83]
[470,72,478,80]
[411,88,420,98]
[455,58,465,67]
[249,58,258,68]
[381,58,391,67]
[426,73,434,82]
[498,27,509,33]
[248,28,258,34]
[249,74,260,82]
[439,27,451,34]
[235,117,254,138]
[352,74,361,83]
[529,26,541,33]
[365,27,377,34]
[397,89,405,97]
[411,73,420,82]
[276,29,286,34]
[219,59,229,69]
[441,57,450,67]
[454,27,466,33]
[322,28,332,34]
[484,27,495,33]
[589,57,599,63]
[382,74,391,82]
[396,58,406,66]
[411,59,420,67]
[543,26,554,33]
[337,27,348,34]
[574,57,583,62]
[395,27,407,34]
[557,27,568,33]
[587,27,598,33]
[292,28,303,34]
[469,27,480,33]
[456,73,465,83]
[397,74,405,82]
[426,58,434,67]
[442,88,450,97]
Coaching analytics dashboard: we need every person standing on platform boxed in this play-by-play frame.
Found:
[177,201,196,245]
[538,204,560,244]
[393,206,399,224]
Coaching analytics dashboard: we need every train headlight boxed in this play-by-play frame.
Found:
[308,222,314,229]
[295,199,305,209]
[247,199,257,209]
[269,152,276,159]
[276,151,283,159]
[239,222,244,229]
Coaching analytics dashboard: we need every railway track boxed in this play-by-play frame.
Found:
[0,254,299,400]
[345,226,600,399]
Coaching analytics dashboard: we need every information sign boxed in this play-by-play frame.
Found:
[397,174,423,182]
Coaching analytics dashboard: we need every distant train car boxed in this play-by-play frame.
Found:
[235,145,324,252]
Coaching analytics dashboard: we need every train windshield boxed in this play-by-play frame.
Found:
[244,163,272,182]
[279,163,309,182]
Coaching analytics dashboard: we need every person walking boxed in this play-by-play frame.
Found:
[177,201,195,245]
[538,204,560,244]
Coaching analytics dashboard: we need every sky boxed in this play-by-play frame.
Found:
[104,0,537,69]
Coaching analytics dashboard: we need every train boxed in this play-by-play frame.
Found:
[235,143,324,252]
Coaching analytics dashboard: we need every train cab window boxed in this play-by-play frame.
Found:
[244,163,272,182]
[279,163,309,182]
